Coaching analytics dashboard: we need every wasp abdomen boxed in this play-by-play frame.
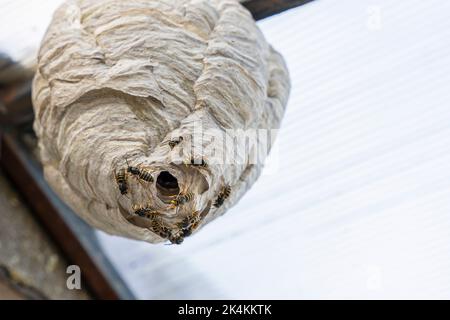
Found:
[115,169,128,195]
[214,185,231,208]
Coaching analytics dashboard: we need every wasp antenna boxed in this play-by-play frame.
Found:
[125,157,130,167]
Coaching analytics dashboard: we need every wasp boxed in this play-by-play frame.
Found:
[184,156,208,168]
[128,166,154,183]
[132,204,159,218]
[180,210,200,228]
[132,205,170,239]
[213,185,231,208]
[115,168,128,195]
[179,210,201,237]
[150,219,171,239]
[168,136,183,149]
[170,192,194,208]
[126,159,154,183]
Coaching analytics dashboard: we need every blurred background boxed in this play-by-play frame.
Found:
[1,0,450,299]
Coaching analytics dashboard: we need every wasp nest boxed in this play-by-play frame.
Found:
[32,0,290,244]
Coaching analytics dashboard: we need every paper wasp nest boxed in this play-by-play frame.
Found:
[32,0,290,244]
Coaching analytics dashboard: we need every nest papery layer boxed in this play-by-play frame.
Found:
[32,0,290,244]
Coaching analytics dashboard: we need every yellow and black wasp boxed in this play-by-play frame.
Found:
[169,192,194,208]
[213,185,231,208]
[115,168,129,195]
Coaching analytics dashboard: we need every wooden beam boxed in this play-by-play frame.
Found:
[242,0,315,21]
[0,132,135,300]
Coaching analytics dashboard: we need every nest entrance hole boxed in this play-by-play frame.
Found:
[156,171,180,198]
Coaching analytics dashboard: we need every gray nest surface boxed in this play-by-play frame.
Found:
[32,0,290,244]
